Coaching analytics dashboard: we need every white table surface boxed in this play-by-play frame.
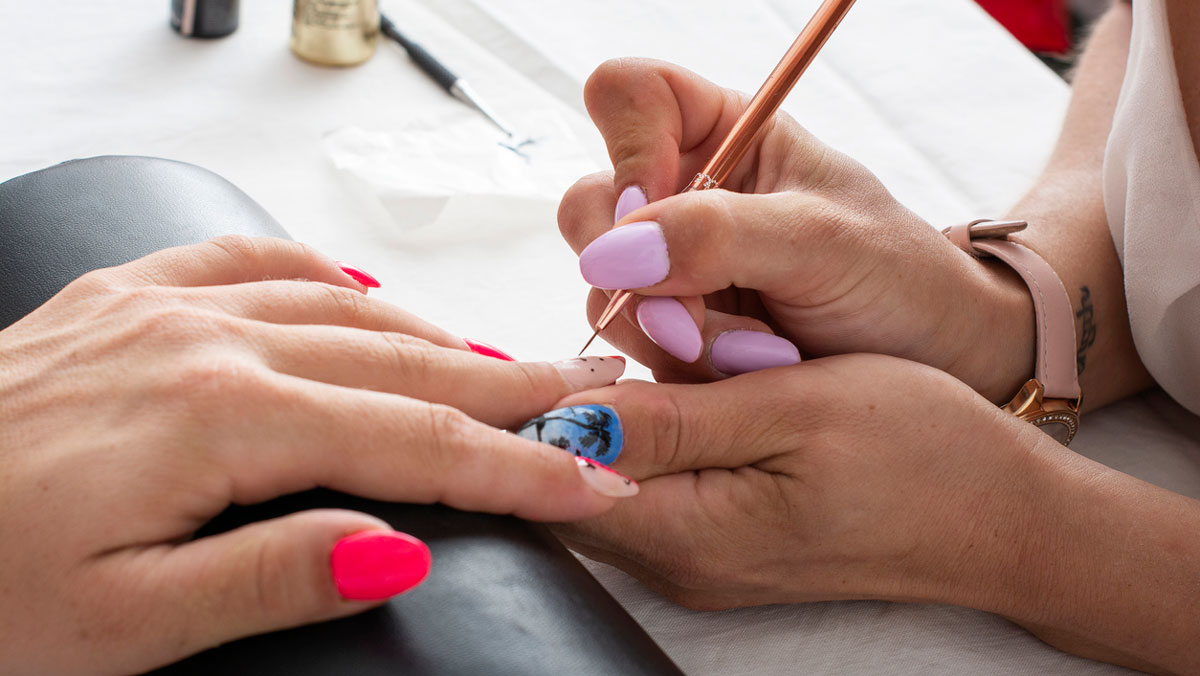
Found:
[5,1,1195,674]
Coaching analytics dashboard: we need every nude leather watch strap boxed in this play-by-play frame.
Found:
[943,219,1082,401]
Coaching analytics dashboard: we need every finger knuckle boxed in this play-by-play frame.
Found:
[69,267,125,297]
[634,387,686,470]
[315,282,368,324]
[379,333,438,384]
[251,532,306,619]
[130,302,221,343]
[206,234,263,270]
[158,354,272,429]
[423,403,475,455]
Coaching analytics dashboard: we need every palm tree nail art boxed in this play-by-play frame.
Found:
[516,405,624,463]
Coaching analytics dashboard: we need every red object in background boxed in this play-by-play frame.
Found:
[976,0,1071,53]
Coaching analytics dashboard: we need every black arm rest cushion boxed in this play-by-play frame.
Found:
[0,156,684,676]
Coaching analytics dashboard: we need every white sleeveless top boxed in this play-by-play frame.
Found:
[1103,0,1200,415]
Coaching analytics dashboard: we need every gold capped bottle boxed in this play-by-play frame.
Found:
[290,0,380,67]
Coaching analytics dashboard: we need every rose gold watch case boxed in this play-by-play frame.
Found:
[1003,378,1081,446]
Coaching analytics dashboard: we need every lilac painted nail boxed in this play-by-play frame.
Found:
[710,331,802,375]
[614,185,648,222]
[637,297,703,363]
[579,221,670,290]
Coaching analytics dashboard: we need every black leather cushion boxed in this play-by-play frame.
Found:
[0,156,287,330]
[0,157,684,676]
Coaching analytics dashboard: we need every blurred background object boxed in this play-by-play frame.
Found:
[975,0,1112,76]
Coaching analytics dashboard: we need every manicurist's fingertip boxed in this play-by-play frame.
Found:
[710,330,801,375]
[614,185,649,223]
[637,297,703,363]
[579,221,670,290]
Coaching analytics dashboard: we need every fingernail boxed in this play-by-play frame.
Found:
[553,355,626,391]
[576,456,639,498]
[465,339,516,361]
[710,330,802,375]
[336,261,381,289]
[330,531,431,601]
[614,185,648,223]
[637,297,702,363]
[516,404,624,463]
[579,221,669,290]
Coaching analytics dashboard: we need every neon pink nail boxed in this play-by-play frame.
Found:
[336,261,381,288]
[464,339,516,361]
[330,531,431,601]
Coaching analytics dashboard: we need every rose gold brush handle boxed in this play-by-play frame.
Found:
[578,0,859,356]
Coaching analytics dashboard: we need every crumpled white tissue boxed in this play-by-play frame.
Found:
[323,109,599,240]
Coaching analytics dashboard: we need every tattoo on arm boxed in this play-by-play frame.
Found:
[1076,285,1097,375]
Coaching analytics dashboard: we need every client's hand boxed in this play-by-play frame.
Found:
[560,59,1034,402]
[0,237,634,675]
[547,354,1066,613]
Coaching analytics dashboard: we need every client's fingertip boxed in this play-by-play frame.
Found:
[552,355,627,391]
[330,531,431,601]
[576,456,639,498]
[335,261,381,290]
[515,404,625,464]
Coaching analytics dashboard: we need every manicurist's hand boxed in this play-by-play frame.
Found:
[546,353,1063,611]
[0,236,634,676]
[538,353,1200,675]
[560,59,1036,401]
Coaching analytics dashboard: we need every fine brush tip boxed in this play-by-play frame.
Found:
[578,329,600,356]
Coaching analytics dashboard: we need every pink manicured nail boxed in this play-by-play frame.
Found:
[331,531,431,601]
[636,297,702,363]
[336,261,381,288]
[553,355,626,391]
[576,457,639,498]
[710,330,802,375]
[614,185,648,223]
[464,339,516,361]
[579,221,670,290]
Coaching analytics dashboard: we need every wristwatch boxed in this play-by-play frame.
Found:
[942,219,1083,445]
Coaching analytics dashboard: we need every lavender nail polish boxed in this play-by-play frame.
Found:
[579,221,670,290]
[637,297,703,363]
[614,185,648,223]
[710,331,801,375]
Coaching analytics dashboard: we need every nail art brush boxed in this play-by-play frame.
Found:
[578,0,859,356]
[379,13,518,139]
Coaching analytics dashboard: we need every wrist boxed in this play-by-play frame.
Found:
[950,256,1038,404]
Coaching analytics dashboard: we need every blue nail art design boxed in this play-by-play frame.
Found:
[516,405,624,463]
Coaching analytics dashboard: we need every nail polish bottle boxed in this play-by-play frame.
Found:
[290,0,380,67]
[170,0,239,38]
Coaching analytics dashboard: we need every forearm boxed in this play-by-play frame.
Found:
[995,436,1200,675]
[1003,2,1152,411]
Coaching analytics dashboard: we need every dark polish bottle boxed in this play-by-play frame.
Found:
[170,0,239,38]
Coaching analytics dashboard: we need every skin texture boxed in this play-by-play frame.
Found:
[0,236,624,675]
[558,4,1200,674]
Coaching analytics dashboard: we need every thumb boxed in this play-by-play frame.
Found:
[141,510,430,660]
[585,58,740,205]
